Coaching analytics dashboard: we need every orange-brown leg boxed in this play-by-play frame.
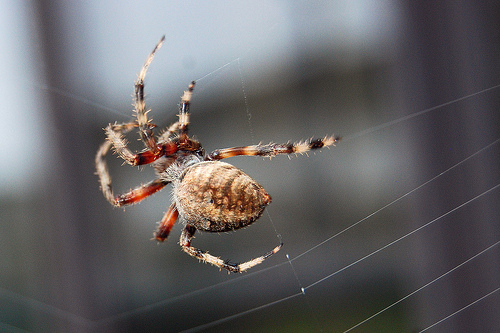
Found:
[96,134,170,207]
[104,123,181,166]
[115,179,169,207]
[206,136,340,160]
[154,203,179,241]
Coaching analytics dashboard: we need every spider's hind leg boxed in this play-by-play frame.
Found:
[154,202,179,241]
[179,224,282,273]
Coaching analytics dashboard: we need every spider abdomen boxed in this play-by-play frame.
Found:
[174,161,271,232]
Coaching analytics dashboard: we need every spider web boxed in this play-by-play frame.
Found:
[1,2,499,333]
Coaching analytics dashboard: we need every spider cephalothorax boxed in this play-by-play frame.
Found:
[95,36,340,273]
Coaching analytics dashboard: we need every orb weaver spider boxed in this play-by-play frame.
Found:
[95,36,340,273]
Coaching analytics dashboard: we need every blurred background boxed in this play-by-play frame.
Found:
[1,1,499,332]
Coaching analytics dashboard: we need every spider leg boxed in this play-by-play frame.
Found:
[96,122,135,204]
[205,136,341,160]
[114,178,169,207]
[178,81,195,139]
[96,123,170,207]
[157,122,180,144]
[154,202,178,241]
[104,122,181,166]
[155,81,196,146]
[134,35,165,152]
[180,225,282,273]
[97,152,168,207]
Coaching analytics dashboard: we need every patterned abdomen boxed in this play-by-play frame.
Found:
[174,161,271,232]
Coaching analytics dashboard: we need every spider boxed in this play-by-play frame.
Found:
[95,36,340,273]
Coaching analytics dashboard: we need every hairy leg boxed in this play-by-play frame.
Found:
[178,81,195,139]
[206,136,341,160]
[179,225,282,273]
[104,122,181,166]
[134,35,165,152]
[96,122,170,207]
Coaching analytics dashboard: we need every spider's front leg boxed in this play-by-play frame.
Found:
[104,122,181,166]
[179,225,282,273]
[96,123,171,207]
[134,35,165,152]
[178,81,195,139]
[206,136,341,160]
